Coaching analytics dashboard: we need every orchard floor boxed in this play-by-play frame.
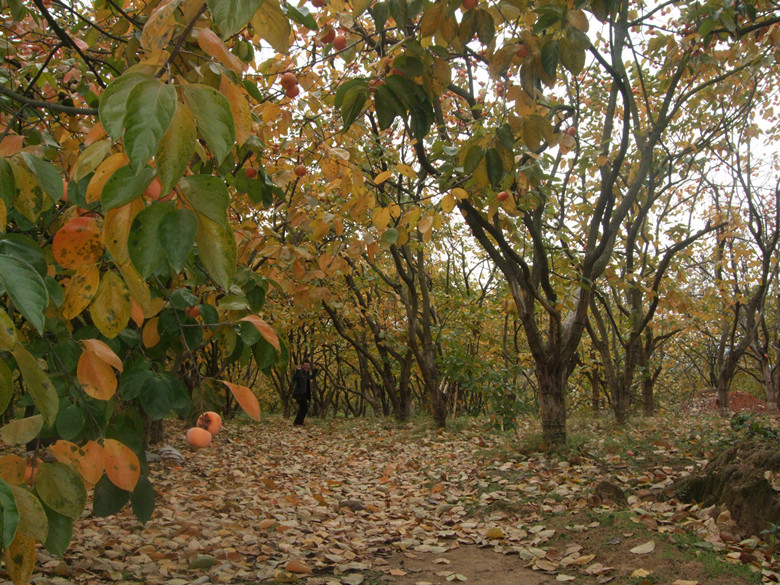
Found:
[4,407,780,585]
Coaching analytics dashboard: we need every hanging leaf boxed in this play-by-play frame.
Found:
[485,148,504,189]
[0,478,20,548]
[85,152,130,204]
[540,39,560,78]
[123,78,177,174]
[90,272,132,339]
[140,0,183,57]
[48,440,105,487]
[0,158,15,206]
[11,159,49,222]
[158,208,198,273]
[52,216,103,270]
[335,79,369,130]
[156,102,197,197]
[104,199,143,266]
[206,0,264,38]
[219,75,252,147]
[0,307,18,351]
[3,532,36,585]
[10,485,48,543]
[0,415,44,446]
[250,0,291,54]
[239,315,280,351]
[35,462,87,519]
[195,212,237,291]
[197,28,245,75]
[102,439,141,492]
[101,164,156,210]
[0,359,12,416]
[128,201,175,278]
[99,74,150,141]
[10,345,58,426]
[0,254,48,334]
[43,506,73,556]
[77,338,123,400]
[61,264,100,320]
[182,84,236,165]
[20,153,63,202]
[131,476,155,524]
[180,175,230,224]
[222,380,261,421]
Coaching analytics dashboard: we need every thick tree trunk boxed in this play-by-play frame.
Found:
[761,358,779,412]
[536,362,568,445]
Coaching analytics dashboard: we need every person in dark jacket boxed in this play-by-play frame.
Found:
[291,361,315,426]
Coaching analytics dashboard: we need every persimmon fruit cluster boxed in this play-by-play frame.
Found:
[186,411,222,449]
[280,71,300,99]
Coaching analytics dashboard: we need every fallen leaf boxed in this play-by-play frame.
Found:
[631,568,652,577]
[285,560,312,573]
[629,540,656,554]
[556,575,576,582]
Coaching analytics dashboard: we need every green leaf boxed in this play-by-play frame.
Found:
[139,374,173,420]
[101,165,156,210]
[11,486,48,543]
[206,0,264,38]
[92,474,130,517]
[35,462,87,519]
[180,175,230,224]
[374,84,406,130]
[283,2,318,30]
[0,255,47,334]
[335,80,369,130]
[131,476,155,524]
[55,404,85,441]
[379,227,399,248]
[99,73,150,141]
[158,208,198,273]
[463,145,485,174]
[156,102,197,198]
[485,148,503,189]
[0,414,44,445]
[123,78,177,174]
[560,32,586,74]
[540,39,559,78]
[127,202,176,278]
[0,359,12,416]
[182,84,236,165]
[388,0,408,28]
[196,213,237,291]
[21,153,63,202]
[475,9,495,45]
[0,158,15,206]
[252,337,277,370]
[391,56,425,77]
[0,479,19,549]
[43,505,73,556]
[11,344,58,426]
[370,1,388,31]
[0,234,47,277]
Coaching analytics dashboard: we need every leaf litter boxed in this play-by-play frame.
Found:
[7,410,780,585]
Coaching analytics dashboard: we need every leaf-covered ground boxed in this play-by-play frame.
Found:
[5,402,780,585]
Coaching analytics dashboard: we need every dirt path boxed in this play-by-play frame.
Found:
[4,416,774,585]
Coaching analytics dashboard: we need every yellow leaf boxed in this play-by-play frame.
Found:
[220,75,252,147]
[118,261,152,315]
[0,199,7,234]
[11,484,48,542]
[0,454,26,485]
[141,0,182,57]
[0,306,19,351]
[197,28,245,75]
[373,169,393,185]
[0,415,44,446]
[451,187,468,200]
[103,439,140,492]
[239,315,280,352]
[250,0,291,54]
[85,153,129,204]
[90,271,131,339]
[82,339,123,371]
[4,533,36,585]
[222,380,262,421]
[631,569,652,578]
[70,140,112,184]
[396,163,417,179]
[61,264,100,320]
[372,207,391,230]
[104,199,143,266]
[629,540,656,554]
[440,193,455,213]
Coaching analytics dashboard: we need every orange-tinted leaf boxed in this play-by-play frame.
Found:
[130,298,145,327]
[142,317,161,347]
[85,152,129,203]
[82,339,123,371]
[0,134,24,156]
[104,199,143,266]
[3,532,36,585]
[90,271,131,339]
[140,0,180,58]
[285,560,312,574]
[197,28,245,75]
[117,260,152,315]
[239,315,280,352]
[220,74,252,147]
[103,438,140,492]
[77,346,117,401]
[61,264,100,320]
[0,454,26,485]
[222,380,261,421]
[49,439,105,487]
[52,216,103,269]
